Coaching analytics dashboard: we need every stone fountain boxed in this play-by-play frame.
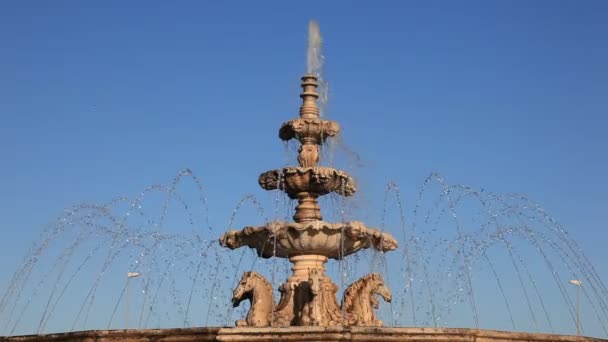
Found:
[219,73,398,328]
[1,21,606,342]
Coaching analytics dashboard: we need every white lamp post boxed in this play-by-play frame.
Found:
[569,279,582,336]
[126,272,141,329]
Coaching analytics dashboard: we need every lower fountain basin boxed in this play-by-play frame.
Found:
[2,327,605,342]
[219,220,397,259]
[258,167,356,199]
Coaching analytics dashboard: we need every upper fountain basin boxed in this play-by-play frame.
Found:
[279,118,340,143]
[219,220,398,259]
[259,167,356,199]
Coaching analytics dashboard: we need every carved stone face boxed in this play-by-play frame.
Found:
[297,144,319,168]
[308,271,323,295]
[219,231,238,249]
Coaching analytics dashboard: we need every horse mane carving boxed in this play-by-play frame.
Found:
[341,273,391,326]
[232,271,275,327]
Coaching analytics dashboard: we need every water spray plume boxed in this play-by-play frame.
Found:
[307,20,328,118]
[307,20,323,76]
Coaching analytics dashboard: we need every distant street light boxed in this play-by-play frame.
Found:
[569,279,582,336]
[126,272,141,329]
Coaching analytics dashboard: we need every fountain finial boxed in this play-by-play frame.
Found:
[299,74,320,120]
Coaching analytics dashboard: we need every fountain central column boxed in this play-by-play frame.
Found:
[288,255,327,282]
[266,75,351,327]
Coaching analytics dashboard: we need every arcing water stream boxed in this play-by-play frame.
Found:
[0,168,607,337]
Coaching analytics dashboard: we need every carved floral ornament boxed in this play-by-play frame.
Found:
[278,118,340,143]
[258,167,357,199]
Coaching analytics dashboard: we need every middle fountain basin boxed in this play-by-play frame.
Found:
[258,167,357,199]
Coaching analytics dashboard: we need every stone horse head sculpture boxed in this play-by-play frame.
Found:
[231,271,274,327]
[342,273,391,326]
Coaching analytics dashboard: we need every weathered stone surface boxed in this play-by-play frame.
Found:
[0,328,219,342]
[2,327,606,342]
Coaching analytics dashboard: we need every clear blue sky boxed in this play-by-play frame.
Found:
[0,0,607,338]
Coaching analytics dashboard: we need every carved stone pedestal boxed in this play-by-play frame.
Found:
[269,255,355,327]
[231,255,393,328]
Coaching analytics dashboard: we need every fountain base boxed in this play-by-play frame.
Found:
[270,256,356,327]
[231,255,392,327]
[2,327,605,342]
